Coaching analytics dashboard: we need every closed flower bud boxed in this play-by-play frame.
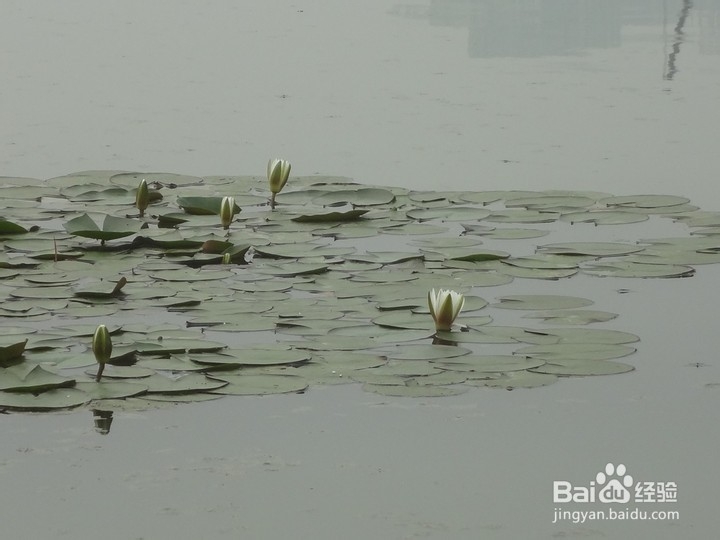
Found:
[428,288,465,332]
[220,196,235,230]
[136,179,149,217]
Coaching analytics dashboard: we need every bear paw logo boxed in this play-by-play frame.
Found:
[597,463,634,504]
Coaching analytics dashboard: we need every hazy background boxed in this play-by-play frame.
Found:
[2,0,719,204]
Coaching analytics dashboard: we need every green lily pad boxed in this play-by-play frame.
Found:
[0,339,28,367]
[291,209,369,222]
[208,374,309,395]
[433,355,545,373]
[195,348,311,367]
[383,344,472,361]
[494,295,594,310]
[362,383,467,397]
[537,242,644,257]
[468,370,558,390]
[312,188,395,206]
[515,343,636,361]
[176,196,241,216]
[64,213,145,241]
[0,388,89,411]
[530,359,635,376]
[0,364,75,393]
[522,310,618,325]
[0,219,29,234]
[143,373,229,394]
[600,194,690,208]
[75,380,149,400]
[581,262,695,278]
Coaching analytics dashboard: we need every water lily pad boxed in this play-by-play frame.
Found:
[0,339,28,367]
[561,211,649,226]
[581,262,695,278]
[64,213,145,241]
[522,310,618,325]
[383,344,472,361]
[143,373,229,394]
[0,364,75,393]
[600,194,690,208]
[312,188,395,206]
[515,343,636,361]
[468,370,558,389]
[362,383,467,397]
[494,295,594,310]
[406,207,491,222]
[537,242,644,257]
[530,359,635,376]
[434,355,545,373]
[196,348,311,367]
[208,374,308,395]
[75,380,149,400]
[292,209,368,223]
[0,388,89,411]
[176,196,241,215]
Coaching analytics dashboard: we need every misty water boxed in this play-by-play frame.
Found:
[2,2,719,539]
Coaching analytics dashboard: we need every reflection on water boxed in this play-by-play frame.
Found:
[664,0,693,80]
[92,409,113,435]
[397,0,719,64]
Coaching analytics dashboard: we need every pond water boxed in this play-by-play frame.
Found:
[2,1,720,539]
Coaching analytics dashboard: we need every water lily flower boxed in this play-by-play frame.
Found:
[92,324,112,381]
[428,288,465,331]
[267,158,291,209]
[136,178,149,217]
[220,196,235,229]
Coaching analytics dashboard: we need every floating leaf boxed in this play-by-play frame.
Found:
[522,310,618,325]
[0,219,29,234]
[468,371,558,389]
[581,262,695,278]
[434,355,545,373]
[362,383,467,397]
[0,365,75,393]
[291,209,369,222]
[600,194,690,208]
[0,388,89,411]
[515,343,636,361]
[143,373,228,394]
[537,242,644,257]
[74,380,149,400]
[176,196,241,216]
[530,359,634,376]
[64,213,145,241]
[494,295,594,310]
[0,339,28,367]
[208,374,308,395]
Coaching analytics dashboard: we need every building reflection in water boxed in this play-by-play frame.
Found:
[395,0,719,65]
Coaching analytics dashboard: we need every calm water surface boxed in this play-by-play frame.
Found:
[1,2,719,539]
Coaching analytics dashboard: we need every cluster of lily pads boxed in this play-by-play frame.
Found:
[2,164,719,413]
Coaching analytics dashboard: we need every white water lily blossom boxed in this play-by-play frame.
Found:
[219,196,235,230]
[267,158,291,209]
[428,288,465,331]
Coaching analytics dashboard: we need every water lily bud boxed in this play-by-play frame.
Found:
[92,324,112,381]
[220,196,235,230]
[136,178,149,217]
[428,288,465,332]
[267,158,291,209]
[222,252,231,264]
